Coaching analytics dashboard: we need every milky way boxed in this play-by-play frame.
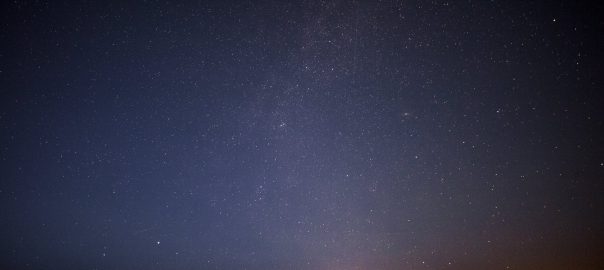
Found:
[1,1,603,269]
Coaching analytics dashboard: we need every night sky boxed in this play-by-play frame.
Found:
[2,1,604,269]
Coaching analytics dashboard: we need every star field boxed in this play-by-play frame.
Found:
[1,1,603,269]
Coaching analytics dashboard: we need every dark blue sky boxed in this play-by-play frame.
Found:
[1,1,603,269]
